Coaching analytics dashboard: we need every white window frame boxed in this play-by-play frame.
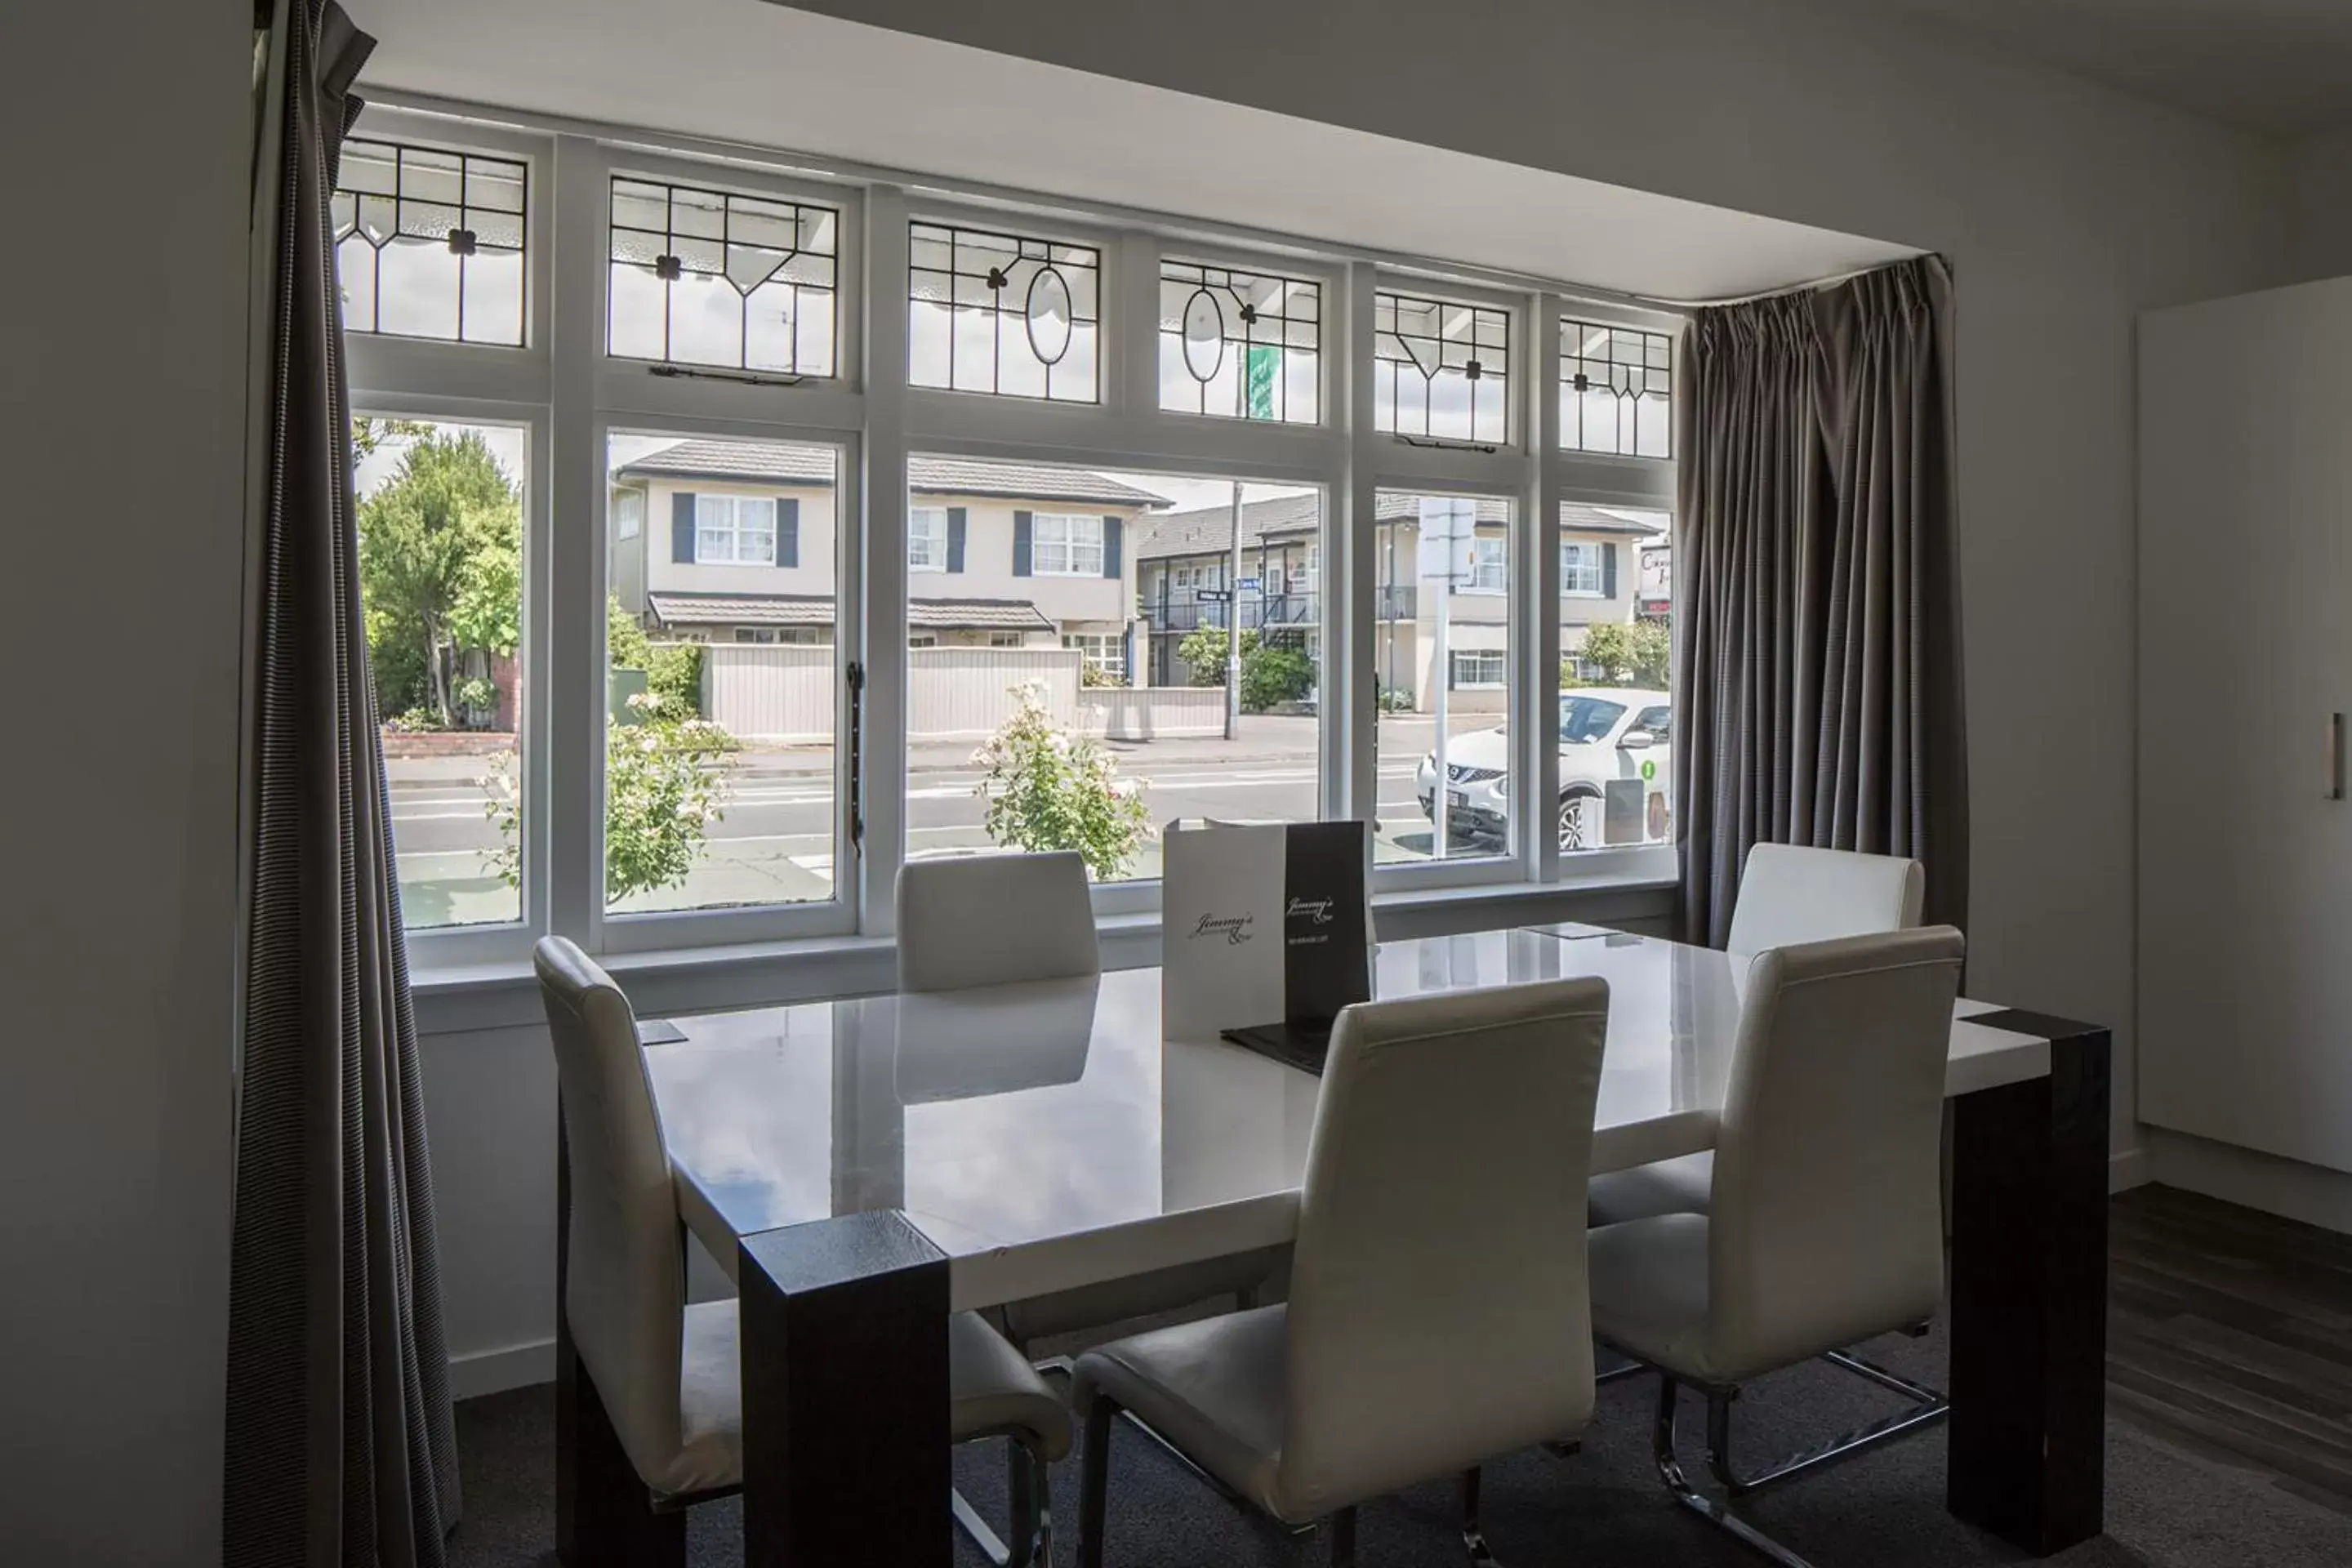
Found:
[907,506,949,572]
[1062,632,1125,677]
[1464,536,1508,594]
[350,98,1683,998]
[1561,540,1604,596]
[1450,649,1507,688]
[695,493,777,565]
[1031,512,1106,577]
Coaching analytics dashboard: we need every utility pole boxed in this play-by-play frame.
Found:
[1225,479,1243,742]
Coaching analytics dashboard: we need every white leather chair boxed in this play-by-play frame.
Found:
[898,849,1101,993]
[1586,927,1963,1568]
[1071,978,1613,1567]
[533,937,1071,1566]
[1587,842,1924,1229]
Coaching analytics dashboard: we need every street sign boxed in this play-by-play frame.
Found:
[1237,577,1261,591]
[1195,588,1233,603]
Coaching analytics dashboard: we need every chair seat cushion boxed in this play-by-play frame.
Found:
[664,1301,1073,1499]
[1587,1152,1713,1227]
[950,1308,1074,1459]
[1587,1214,1738,1388]
[1071,1305,1293,1520]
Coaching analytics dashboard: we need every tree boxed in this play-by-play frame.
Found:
[1573,619,1670,688]
[1176,623,1241,687]
[1176,626,1312,712]
[971,683,1152,879]
[357,431,523,726]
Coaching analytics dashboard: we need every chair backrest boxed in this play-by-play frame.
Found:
[1724,842,1925,957]
[896,850,1099,992]
[1278,978,1611,1518]
[534,936,685,1488]
[1705,927,1964,1377]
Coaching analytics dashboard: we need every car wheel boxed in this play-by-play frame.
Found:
[1558,791,1597,851]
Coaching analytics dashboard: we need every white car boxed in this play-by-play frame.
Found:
[1414,688,1673,851]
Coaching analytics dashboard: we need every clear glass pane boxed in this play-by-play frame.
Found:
[668,275,745,367]
[611,180,669,231]
[357,416,529,929]
[377,236,461,340]
[336,232,378,332]
[466,158,526,214]
[401,148,464,205]
[460,247,525,347]
[604,432,843,915]
[1557,504,1674,851]
[744,280,798,372]
[608,262,667,361]
[341,140,399,196]
[910,461,1325,884]
[1375,493,1515,865]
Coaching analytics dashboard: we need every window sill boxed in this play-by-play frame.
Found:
[410,871,1676,1038]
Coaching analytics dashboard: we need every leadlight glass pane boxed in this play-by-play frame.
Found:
[1558,318,1673,458]
[332,137,528,346]
[1156,260,1322,424]
[1374,292,1510,443]
[906,220,1101,403]
[605,174,840,376]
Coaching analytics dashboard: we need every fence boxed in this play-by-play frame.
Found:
[702,643,1231,743]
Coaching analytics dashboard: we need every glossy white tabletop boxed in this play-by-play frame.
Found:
[645,925,2051,1311]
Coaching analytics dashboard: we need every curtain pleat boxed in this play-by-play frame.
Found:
[224,4,460,1565]
[1675,256,1966,946]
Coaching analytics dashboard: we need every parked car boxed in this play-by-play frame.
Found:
[1414,688,1672,850]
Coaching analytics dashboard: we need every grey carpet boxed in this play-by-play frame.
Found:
[446,1321,2352,1566]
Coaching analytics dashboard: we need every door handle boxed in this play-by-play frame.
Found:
[2329,712,2344,801]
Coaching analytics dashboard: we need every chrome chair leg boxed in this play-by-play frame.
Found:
[1705,1356,1949,1499]
[1651,1378,1820,1568]
[1460,1468,1504,1566]
[951,1481,1013,1567]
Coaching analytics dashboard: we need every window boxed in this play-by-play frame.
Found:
[1031,514,1106,577]
[1561,541,1604,595]
[1374,292,1510,444]
[908,507,949,572]
[1376,492,1516,867]
[989,632,1024,648]
[1159,261,1320,422]
[356,415,530,929]
[1062,633,1125,677]
[1631,705,1672,742]
[909,221,1100,401]
[908,634,939,648]
[1451,651,1506,688]
[614,488,643,540]
[1560,695,1628,742]
[334,139,527,345]
[606,433,844,919]
[608,177,839,376]
[1465,536,1507,594]
[695,495,777,565]
[1560,318,1672,458]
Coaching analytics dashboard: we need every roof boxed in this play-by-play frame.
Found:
[646,592,1054,633]
[1134,494,1666,562]
[616,439,1172,510]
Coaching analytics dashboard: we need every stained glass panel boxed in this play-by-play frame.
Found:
[332,139,528,347]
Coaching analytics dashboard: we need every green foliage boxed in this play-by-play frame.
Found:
[358,429,523,727]
[1572,619,1671,688]
[971,683,1152,880]
[607,595,653,669]
[1240,643,1313,712]
[488,690,740,902]
[605,594,705,716]
[351,415,430,459]
[1378,685,1415,713]
[1176,624,1244,687]
[1080,661,1124,689]
[453,675,499,717]
[387,706,444,733]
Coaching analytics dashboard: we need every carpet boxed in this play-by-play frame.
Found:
[444,1321,2352,1566]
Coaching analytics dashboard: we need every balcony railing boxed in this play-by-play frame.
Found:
[1143,586,1419,632]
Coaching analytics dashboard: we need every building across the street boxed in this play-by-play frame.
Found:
[608,439,1169,679]
[1134,494,1668,709]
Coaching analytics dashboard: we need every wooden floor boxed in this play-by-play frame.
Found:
[2108,1183,2352,1518]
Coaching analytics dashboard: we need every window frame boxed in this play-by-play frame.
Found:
[350,101,1683,983]
[693,492,779,566]
[906,506,949,572]
[1030,511,1107,577]
[1561,540,1604,596]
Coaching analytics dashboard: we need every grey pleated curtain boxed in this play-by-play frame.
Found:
[223,4,460,1566]
[1673,256,1967,947]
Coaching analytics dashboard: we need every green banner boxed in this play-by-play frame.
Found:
[1245,344,1281,421]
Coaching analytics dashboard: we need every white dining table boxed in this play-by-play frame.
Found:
[554,925,2112,1566]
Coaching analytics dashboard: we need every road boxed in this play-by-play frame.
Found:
[387,715,1499,928]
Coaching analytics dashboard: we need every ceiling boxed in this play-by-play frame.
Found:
[350,0,1920,301]
[1868,0,2352,136]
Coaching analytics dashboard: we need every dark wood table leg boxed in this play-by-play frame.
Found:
[1948,1013,2112,1554]
[739,1209,951,1567]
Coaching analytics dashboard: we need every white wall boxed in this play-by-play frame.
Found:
[783,0,2294,1158]
[0,1,251,1560]
[2287,127,2352,283]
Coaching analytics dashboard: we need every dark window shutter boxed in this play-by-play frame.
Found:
[1102,515,1123,579]
[1013,511,1033,577]
[947,507,967,573]
[777,498,800,568]
[1601,541,1618,597]
[671,492,697,563]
